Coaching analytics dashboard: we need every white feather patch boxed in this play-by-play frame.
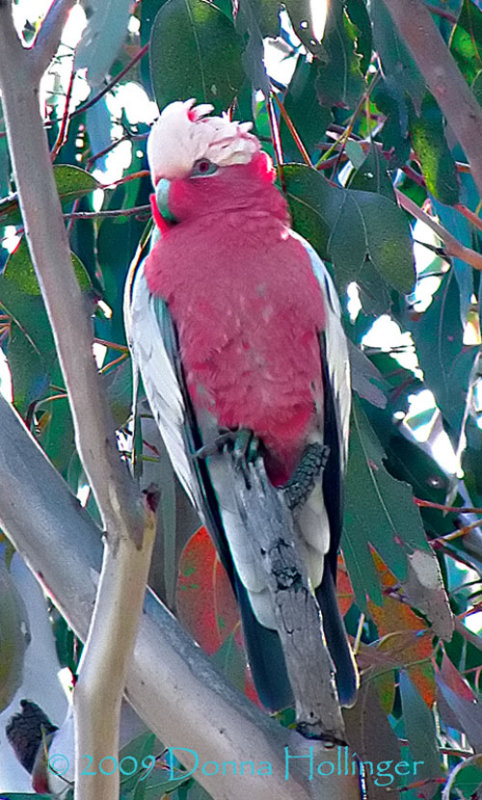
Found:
[147,99,260,182]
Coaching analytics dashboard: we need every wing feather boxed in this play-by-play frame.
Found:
[125,258,294,709]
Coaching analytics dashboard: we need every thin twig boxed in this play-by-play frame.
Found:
[395,188,482,271]
[424,2,457,23]
[51,53,76,161]
[31,0,77,80]
[455,202,482,234]
[414,498,482,514]
[431,518,482,544]
[454,618,482,651]
[70,43,149,119]
[271,92,311,166]
[63,204,150,220]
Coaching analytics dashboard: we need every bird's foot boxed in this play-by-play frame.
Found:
[194,428,261,487]
[283,443,330,510]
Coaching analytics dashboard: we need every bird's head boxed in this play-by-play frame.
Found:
[146,99,284,229]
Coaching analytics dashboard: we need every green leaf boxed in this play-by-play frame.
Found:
[462,416,482,505]
[399,671,442,779]
[74,0,132,87]
[343,398,431,612]
[50,608,82,672]
[437,677,482,750]
[53,164,101,205]
[368,0,426,111]
[431,195,474,322]
[0,124,9,199]
[450,0,482,85]
[235,0,270,94]
[344,680,401,799]
[312,0,365,107]
[372,79,411,169]
[0,559,29,712]
[119,732,157,794]
[409,94,460,205]
[0,280,56,414]
[37,394,74,475]
[0,237,92,414]
[347,142,395,200]
[0,796,53,799]
[4,238,91,294]
[346,0,373,74]
[103,358,133,427]
[96,202,145,346]
[150,0,245,114]
[283,164,415,306]
[446,757,482,800]
[211,630,247,693]
[284,0,326,57]
[406,272,476,434]
[243,0,280,38]
[473,68,482,104]
[0,165,100,227]
[280,56,332,161]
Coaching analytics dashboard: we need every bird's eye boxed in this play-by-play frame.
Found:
[191,158,218,178]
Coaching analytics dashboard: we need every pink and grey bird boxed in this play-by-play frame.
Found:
[125,100,358,710]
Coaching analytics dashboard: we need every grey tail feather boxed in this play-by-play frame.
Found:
[316,566,358,707]
[235,576,293,712]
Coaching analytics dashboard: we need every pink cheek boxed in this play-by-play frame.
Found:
[168,180,194,219]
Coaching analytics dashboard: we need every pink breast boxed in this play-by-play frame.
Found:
[145,216,326,483]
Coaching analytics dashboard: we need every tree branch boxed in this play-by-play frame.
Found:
[382,0,482,198]
[0,395,362,800]
[0,6,148,799]
[234,459,345,741]
[31,0,77,80]
[395,188,482,271]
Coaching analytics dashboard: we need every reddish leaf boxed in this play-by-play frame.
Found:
[439,653,476,702]
[369,552,436,706]
[176,526,239,655]
[336,553,355,616]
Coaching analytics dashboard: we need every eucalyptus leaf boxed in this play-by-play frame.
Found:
[150,0,245,114]
[399,671,442,780]
[75,0,132,87]
[343,398,432,611]
[0,560,30,712]
[406,272,477,435]
[284,164,415,305]
[280,56,332,162]
[284,0,326,57]
[450,0,482,85]
[4,238,91,295]
[312,0,365,107]
[0,165,100,227]
[368,0,425,111]
[409,94,460,205]
[235,0,270,95]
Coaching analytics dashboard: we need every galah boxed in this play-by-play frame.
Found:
[125,99,358,712]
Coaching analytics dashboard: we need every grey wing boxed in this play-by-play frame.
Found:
[124,259,199,509]
[124,259,239,584]
[292,232,350,468]
[288,231,351,578]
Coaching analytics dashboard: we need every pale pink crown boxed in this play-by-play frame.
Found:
[147,99,260,183]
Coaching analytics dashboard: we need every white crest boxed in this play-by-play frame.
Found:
[147,99,260,183]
